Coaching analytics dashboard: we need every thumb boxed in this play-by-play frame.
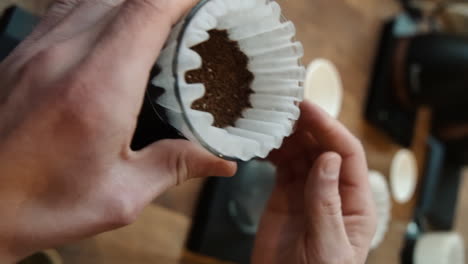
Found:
[305,152,350,256]
[135,139,237,188]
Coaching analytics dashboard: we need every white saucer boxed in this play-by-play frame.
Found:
[369,170,391,249]
[390,149,418,203]
[414,232,465,264]
[304,59,343,119]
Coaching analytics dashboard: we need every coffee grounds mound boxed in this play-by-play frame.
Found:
[186,29,254,128]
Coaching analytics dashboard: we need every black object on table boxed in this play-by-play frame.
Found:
[0,6,38,61]
[186,177,256,264]
[403,33,468,109]
[366,19,417,147]
[401,136,465,264]
[187,160,275,264]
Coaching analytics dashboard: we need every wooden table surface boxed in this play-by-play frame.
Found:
[1,1,435,264]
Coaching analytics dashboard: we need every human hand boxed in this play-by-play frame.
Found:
[0,0,236,262]
[252,101,376,264]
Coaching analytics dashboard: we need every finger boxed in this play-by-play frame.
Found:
[298,101,364,158]
[305,152,350,255]
[299,100,371,216]
[5,0,124,74]
[1,0,81,73]
[27,0,82,42]
[43,0,125,41]
[268,131,318,166]
[23,10,122,85]
[132,139,237,192]
[94,0,197,68]
[77,0,198,115]
[90,140,236,230]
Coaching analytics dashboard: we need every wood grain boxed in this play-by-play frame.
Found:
[57,205,190,264]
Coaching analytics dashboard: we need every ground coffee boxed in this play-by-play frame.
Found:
[186,29,254,128]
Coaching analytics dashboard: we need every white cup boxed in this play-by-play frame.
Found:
[390,149,418,203]
[304,59,344,119]
[414,232,465,264]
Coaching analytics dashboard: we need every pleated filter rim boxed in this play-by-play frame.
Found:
[152,0,305,161]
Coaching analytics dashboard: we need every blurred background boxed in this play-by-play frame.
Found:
[1,0,467,263]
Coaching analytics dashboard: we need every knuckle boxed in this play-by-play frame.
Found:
[48,0,81,14]
[61,79,107,121]
[33,46,61,66]
[157,140,192,185]
[50,81,106,137]
[125,0,168,16]
[53,77,130,138]
[320,195,342,216]
[51,0,81,7]
[59,82,93,117]
[142,0,169,10]
[346,136,365,159]
[61,79,92,107]
[17,44,65,84]
[99,0,125,8]
[18,49,55,80]
[321,119,339,138]
[175,153,189,185]
[353,137,365,153]
[105,195,139,227]
[171,148,190,185]
[124,0,185,24]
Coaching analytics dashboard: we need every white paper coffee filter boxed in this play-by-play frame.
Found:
[152,0,305,161]
[369,170,392,249]
[414,232,465,264]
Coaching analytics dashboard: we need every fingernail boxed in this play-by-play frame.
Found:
[322,156,340,179]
